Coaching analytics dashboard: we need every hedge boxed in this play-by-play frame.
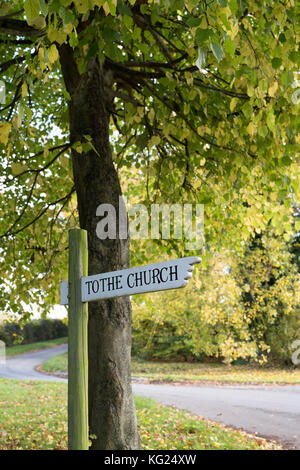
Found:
[0,319,68,347]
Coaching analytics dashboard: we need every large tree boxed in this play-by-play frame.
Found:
[0,0,299,449]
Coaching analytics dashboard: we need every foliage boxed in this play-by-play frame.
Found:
[0,0,298,319]
[0,379,280,450]
[132,227,300,364]
[0,318,68,346]
[132,254,252,362]
[232,230,300,363]
[5,336,67,356]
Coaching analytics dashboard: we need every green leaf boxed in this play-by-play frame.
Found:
[224,38,236,56]
[186,17,202,28]
[195,28,213,44]
[102,27,120,43]
[228,0,238,15]
[39,0,48,16]
[271,57,282,69]
[210,42,224,62]
[24,0,40,23]
[117,0,133,16]
[258,125,268,138]
[266,111,276,132]
[59,7,75,25]
[281,156,292,166]
[289,50,300,66]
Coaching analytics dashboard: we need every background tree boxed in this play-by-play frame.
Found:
[132,226,300,365]
[232,227,300,364]
[0,0,299,449]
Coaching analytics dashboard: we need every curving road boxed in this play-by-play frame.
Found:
[0,344,68,382]
[0,345,300,449]
[132,382,300,450]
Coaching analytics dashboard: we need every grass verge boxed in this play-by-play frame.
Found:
[0,379,280,450]
[41,353,300,385]
[5,337,67,357]
[131,358,300,385]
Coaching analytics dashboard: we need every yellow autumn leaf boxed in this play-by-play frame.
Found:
[148,108,155,125]
[268,81,278,97]
[0,122,11,145]
[64,24,73,34]
[21,82,28,98]
[149,135,161,146]
[11,162,27,176]
[38,47,44,62]
[6,142,12,157]
[28,15,46,30]
[74,0,89,14]
[230,97,238,112]
[103,2,110,15]
[230,21,239,39]
[47,44,59,64]
[247,121,257,136]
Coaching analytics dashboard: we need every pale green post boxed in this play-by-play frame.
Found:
[68,229,89,450]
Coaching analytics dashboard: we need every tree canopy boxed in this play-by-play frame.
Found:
[0,0,299,318]
[0,0,299,451]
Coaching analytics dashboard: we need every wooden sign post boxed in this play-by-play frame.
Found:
[61,228,200,450]
[67,229,88,450]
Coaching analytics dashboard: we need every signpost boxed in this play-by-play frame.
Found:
[67,229,88,451]
[61,229,200,450]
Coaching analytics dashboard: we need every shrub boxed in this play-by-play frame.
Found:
[0,324,11,346]
[2,319,68,346]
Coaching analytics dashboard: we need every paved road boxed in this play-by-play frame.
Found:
[0,344,67,382]
[1,345,299,449]
[132,382,300,449]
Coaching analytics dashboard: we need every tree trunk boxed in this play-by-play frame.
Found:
[59,45,141,450]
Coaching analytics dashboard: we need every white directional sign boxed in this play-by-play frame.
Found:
[60,257,200,305]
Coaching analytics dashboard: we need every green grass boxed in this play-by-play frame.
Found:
[41,353,300,384]
[0,379,67,450]
[5,337,67,357]
[0,379,279,450]
[39,352,68,374]
[131,358,300,384]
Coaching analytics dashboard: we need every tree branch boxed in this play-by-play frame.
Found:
[141,79,255,157]
[0,18,44,38]
[0,9,24,20]
[0,54,31,75]
[0,37,34,45]
[120,53,188,70]
[133,13,184,62]
[0,186,75,239]
[12,143,72,178]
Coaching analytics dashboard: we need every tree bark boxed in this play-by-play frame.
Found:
[59,45,141,450]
